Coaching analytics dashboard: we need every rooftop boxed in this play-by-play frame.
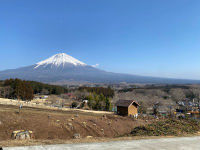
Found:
[115,100,139,107]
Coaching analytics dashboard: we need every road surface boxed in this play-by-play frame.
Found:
[3,136,200,150]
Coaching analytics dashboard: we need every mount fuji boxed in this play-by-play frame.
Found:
[34,53,86,69]
[0,53,199,84]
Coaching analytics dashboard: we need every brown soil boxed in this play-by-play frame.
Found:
[0,104,149,147]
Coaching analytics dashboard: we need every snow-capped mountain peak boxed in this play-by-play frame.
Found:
[34,53,86,69]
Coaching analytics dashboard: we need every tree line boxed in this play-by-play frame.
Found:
[0,78,68,100]
[85,93,112,111]
[78,86,114,98]
[28,81,67,95]
[2,78,34,100]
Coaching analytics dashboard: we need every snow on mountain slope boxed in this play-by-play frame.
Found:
[34,53,86,69]
[0,53,200,84]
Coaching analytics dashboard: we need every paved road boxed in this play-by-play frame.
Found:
[3,136,200,150]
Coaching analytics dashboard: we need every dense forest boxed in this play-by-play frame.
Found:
[1,79,34,100]
[0,79,68,100]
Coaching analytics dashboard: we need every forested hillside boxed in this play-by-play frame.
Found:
[0,79,68,100]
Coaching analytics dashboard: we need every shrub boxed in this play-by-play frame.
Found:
[131,119,200,136]
[71,102,78,108]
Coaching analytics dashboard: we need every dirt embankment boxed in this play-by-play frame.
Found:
[0,105,148,143]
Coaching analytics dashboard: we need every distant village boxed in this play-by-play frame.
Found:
[0,79,200,121]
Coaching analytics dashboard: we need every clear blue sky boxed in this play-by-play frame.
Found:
[0,0,200,79]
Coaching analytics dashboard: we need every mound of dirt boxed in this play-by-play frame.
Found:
[0,105,148,141]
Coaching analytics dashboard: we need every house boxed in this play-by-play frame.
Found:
[115,100,140,117]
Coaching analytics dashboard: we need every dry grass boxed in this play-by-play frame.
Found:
[131,119,200,136]
[0,104,148,147]
[0,98,113,115]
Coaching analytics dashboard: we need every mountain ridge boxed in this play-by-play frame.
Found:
[0,53,200,84]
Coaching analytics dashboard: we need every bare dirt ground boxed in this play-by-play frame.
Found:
[0,98,113,114]
[0,104,149,147]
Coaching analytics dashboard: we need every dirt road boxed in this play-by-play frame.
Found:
[3,136,200,150]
